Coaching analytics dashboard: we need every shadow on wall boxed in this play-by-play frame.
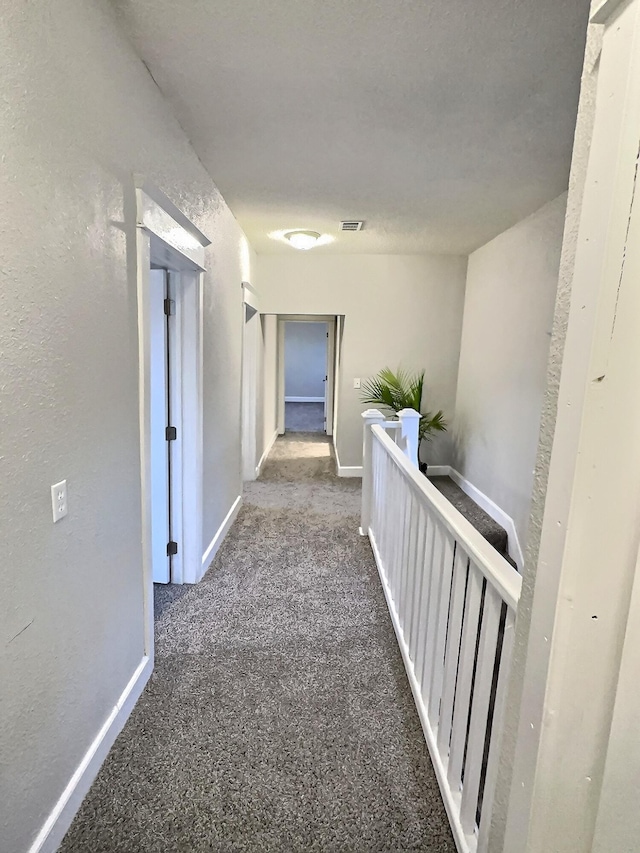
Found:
[451,414,469,472]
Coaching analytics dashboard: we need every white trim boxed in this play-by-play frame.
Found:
[338,466,363,478]
[200,495,243,579]
[277,315,338,436]
[242,280,260,312]
[136,188,207,270]
[334,444,363,478]
[277,319,285,434]
[426,465,451,477]
[256,429,279,477]
[135,180,210,248]
[369,532,468,853]
[241,304,260,481]
[425,465,523,570]
[137,190,205,597]
[177,270,204,585]
[28,656,153,853]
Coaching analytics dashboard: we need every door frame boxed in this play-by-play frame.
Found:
[241,282,260,480]
[277,315,337,435]
[135,186,209,654]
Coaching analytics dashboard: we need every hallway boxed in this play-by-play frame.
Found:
[60,434,455,852]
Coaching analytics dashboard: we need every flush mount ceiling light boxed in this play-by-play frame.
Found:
[268,229,334,249]
[283,229,322,250]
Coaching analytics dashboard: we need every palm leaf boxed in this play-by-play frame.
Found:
[361,367,447,446]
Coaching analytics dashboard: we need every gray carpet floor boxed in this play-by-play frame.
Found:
[60,434,455,852]
[285,401,325,432]
[429,476,510,558]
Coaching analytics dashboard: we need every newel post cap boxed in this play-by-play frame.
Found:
[362,408,386,421]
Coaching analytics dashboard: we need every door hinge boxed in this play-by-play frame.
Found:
[164,298,175,316]
[166,426,177,441]
[167,541,178,556]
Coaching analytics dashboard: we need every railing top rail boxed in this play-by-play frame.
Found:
[371,424,522,610]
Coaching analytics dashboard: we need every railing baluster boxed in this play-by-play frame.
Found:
[400,492,417,639]
[413,509,436,691]
[460,581,502,835]
[477,605,516,853]
[361,425,522,853]
[408,505,426,662]
[370,439,380,538]
[388,464,401,600]
[448,564,483,792]
[428,531,456,727]
[421,521,445,693]
[438,545,469,756]
[397,490,414,636]
[380,453,393,573]
[394,483,410,607]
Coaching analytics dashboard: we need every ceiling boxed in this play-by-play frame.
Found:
[112,0,591,255]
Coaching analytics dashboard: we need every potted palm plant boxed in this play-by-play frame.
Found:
[360,367,446,473]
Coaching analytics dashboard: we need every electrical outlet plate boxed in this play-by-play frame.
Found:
[353,378,361,389]
[51,480,68,523]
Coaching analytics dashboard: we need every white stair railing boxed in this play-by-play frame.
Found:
[361,416,521,853]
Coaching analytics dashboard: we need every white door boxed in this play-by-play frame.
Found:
[324,320,335,436]
[149,269,171,583]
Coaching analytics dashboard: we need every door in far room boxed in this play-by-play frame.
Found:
[284,321,329,433]
[149,268,173,584]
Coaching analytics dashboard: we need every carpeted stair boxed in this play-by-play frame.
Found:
[428,476,514,566]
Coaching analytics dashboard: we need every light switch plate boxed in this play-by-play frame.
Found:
[51,480,68,523]
[353,378,361,389]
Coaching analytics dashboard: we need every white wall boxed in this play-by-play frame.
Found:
[489,20,602,852]
[285,322,327,399]
[499,3,640,851]
[258,254,467,468]
[0,2,250,851]
[452,194,567,550]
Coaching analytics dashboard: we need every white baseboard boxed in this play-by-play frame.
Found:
[338,465,363,478]
[426,465,450,476]
[255,428,278,477]
[200,495,243,579]
[284,396,325,403]
[29,655,153,853]
[432,466,523,570]
[333,444,363,478]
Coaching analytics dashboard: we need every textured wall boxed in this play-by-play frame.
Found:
[257,254,467,467]
[0,2,249,850]
[453,195,567,551]
[488,23,603,853]
[285,322,328,398]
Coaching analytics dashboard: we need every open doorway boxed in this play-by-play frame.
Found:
[135,185,209,661]
[285,321,327,432]
[277,316,337,436]
[146,251,203,591]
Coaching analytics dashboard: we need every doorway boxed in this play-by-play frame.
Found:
[277,316,337,436]
[149,268,174,584]
[241,292,260,481]
[146,252,203,590]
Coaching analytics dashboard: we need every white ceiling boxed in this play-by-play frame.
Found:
[112,0,591,255]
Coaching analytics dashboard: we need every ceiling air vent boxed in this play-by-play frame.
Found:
[340,220,364,232]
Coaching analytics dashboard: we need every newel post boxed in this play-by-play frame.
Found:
[360,409,386,536]
[398,408,421,468]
